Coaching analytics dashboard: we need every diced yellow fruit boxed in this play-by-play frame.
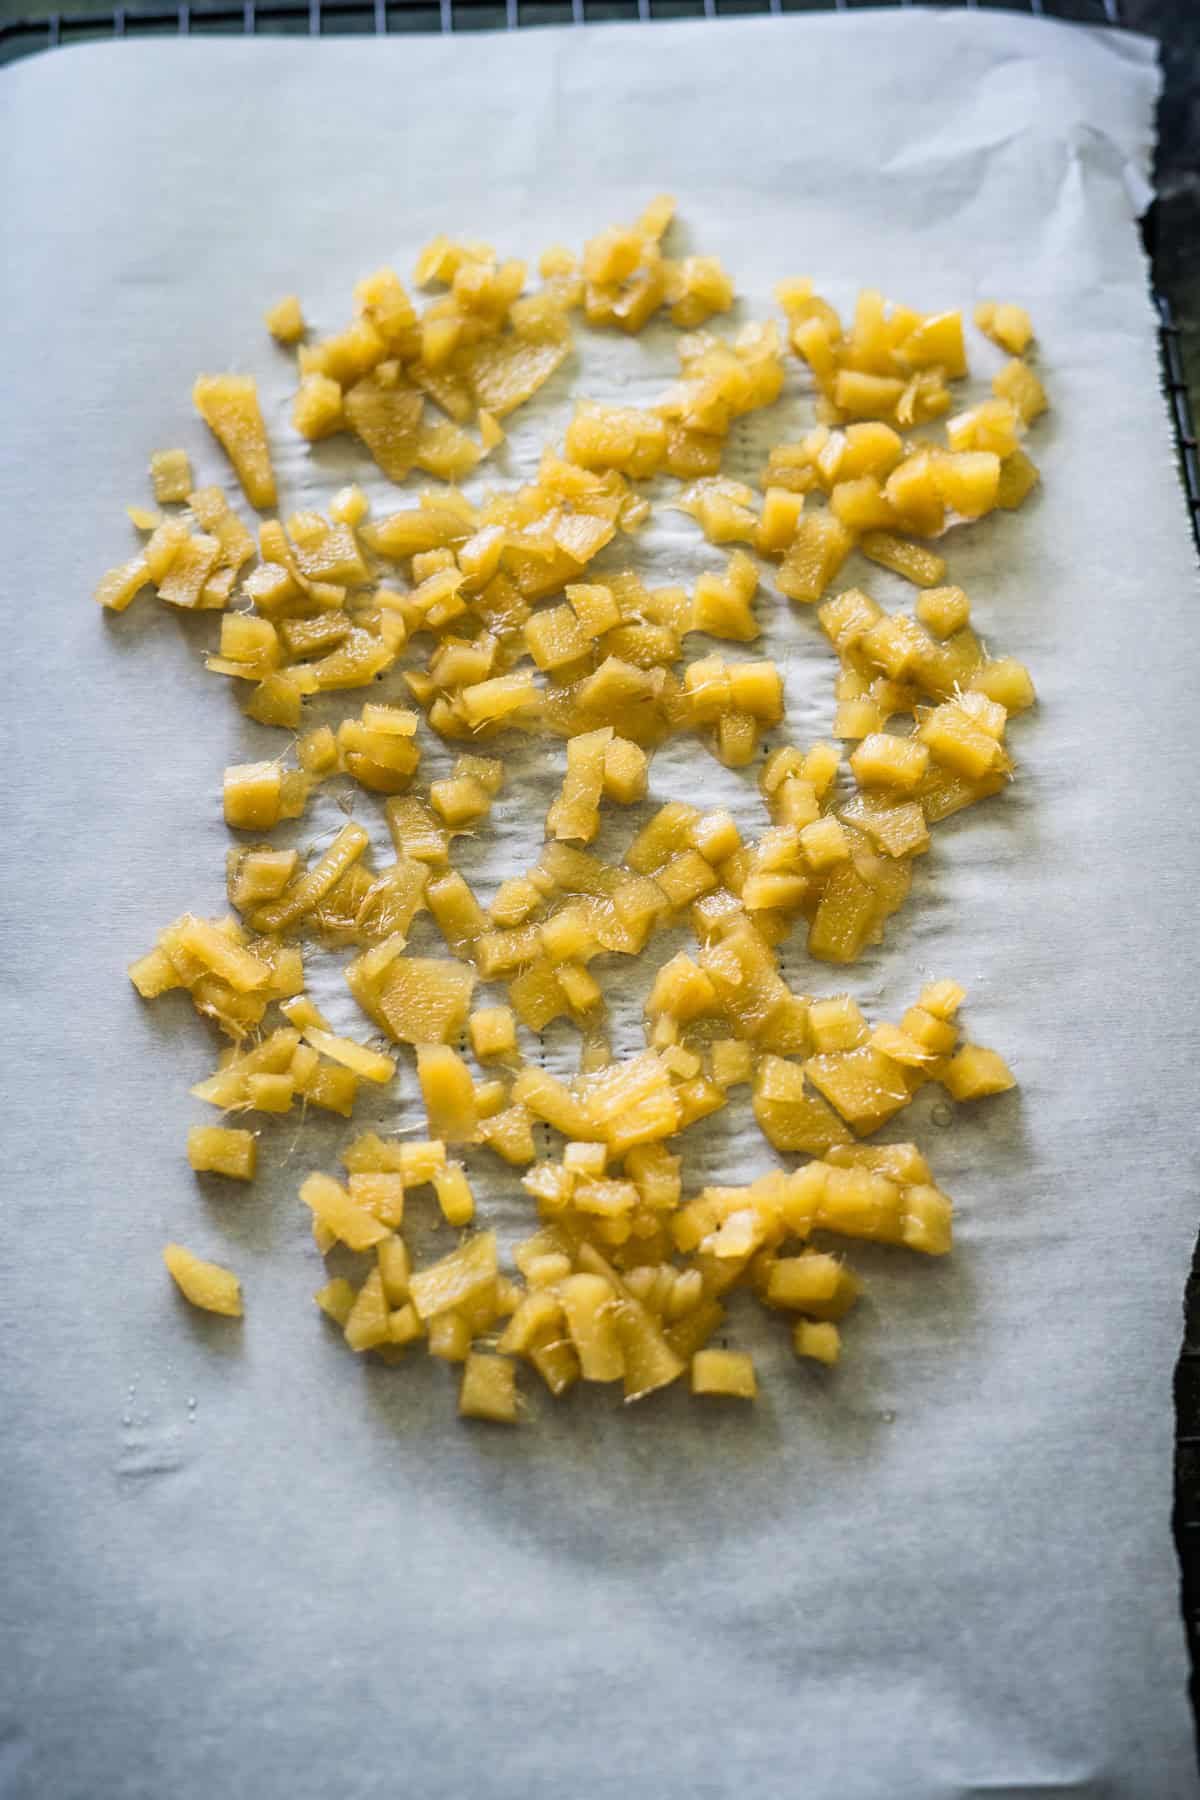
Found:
[752,1057,853,1155]
[459,1352,519,1423]
[350,1173,406,1230]
[934,451,1000,519]
[897,309,966,379]
[849,732,929,794]
[315,1277,356,1326]
[869,1023,935,1068]
[995,448,1041,510]
[778,512,855,604]
[901,1185,954,1255]
[265,294,306,343]
[946,398,1022,458]
[793,1320,840,1365]
[919,979,967,1020]
[830,475,895,532]
[187,1125,257,1181]
[409,1231,498,1322]
[859,532,947,589]
[547,727,611,845]
[808,995,869,1053]
[223,761,283,831]
[940,1043,1016,1101]
[150,448,193,504]
[975,300,1034,356]
[691,1348,756,1398]
[601,735,649,806]
[969,657,1035,713]
[434,1163,476,1227]
[799,815,851,871]
[804,1045,912,1132]
[417,1044,478,1143]
[302,1027,396,1086]
[916,585,971,638]
[302,1061,359,1117]
[710,1039,754,1088]
[992,358,1047,424]
[293,373,345,441]
[470,1006,518,1062]
[365,956,475,1047]
[245,1072,294,1113]
[833,369,905,419]
[918,701,1007,779]
[560,1273,624,1382]
[525,602,593,672]
[300,1172,390,1251]
[567,582,621,636]
[343,1268,391,1353]
[766,1252,843,1308]
[192,374,276,509]
[163,1243,243,1317]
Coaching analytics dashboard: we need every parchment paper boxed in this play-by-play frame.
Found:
[2,12,1197,1797]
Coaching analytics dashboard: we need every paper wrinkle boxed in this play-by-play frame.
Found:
[1,13,1198,1800]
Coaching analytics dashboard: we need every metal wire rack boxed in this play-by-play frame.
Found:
[0,0,1122,56]
[4,0,1200,1746]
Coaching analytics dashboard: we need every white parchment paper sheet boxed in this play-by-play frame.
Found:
[2,12,1198,1797]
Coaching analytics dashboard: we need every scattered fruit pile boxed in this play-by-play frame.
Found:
[99,199,1036,1421]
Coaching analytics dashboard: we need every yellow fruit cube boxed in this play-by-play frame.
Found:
[901,1185,954,1255]
[417,1044,478,1143]
[710,1038,754,1088]
[766,1252,843,1309]
[756,486,807,554]
[315,1277,356,1326]
[691,1348,757,1398]
[804,1045,912,1131]
[559,1273,624,1382]
[187,1126,257,1181]
[850,732,929,794]
[192,374,276,510]
[940,1043,1016,1101]
[934,451,1000,519]
[459,1352,519,1424]
[469,1006,518,1062]
[946,398,1022,458]
[969,658,1035,713]
[859,531,947,589]
[409,1231,498,1323]
[602,736,649,805]
[223,761,283,831]
[300,1172,390,1252]
[793,1320,840,1365]
[808,995,869,1053]
[975,300,1034,356]
[163,1244,243,1317]
[918,702,1007,779]
[996,449,1041,510]
[919,979,966,1020]
[149,448,193,504]
[778,512,855,604]
[265,294,306,343]
[434,1163,476,1227]
[916,585,971,638]
[348,1173,405,1230]
[799,815,851,871]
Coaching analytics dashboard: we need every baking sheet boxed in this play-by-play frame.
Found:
[2,11,1198,1797]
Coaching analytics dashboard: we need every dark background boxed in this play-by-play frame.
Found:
[3,0,1199,1755]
